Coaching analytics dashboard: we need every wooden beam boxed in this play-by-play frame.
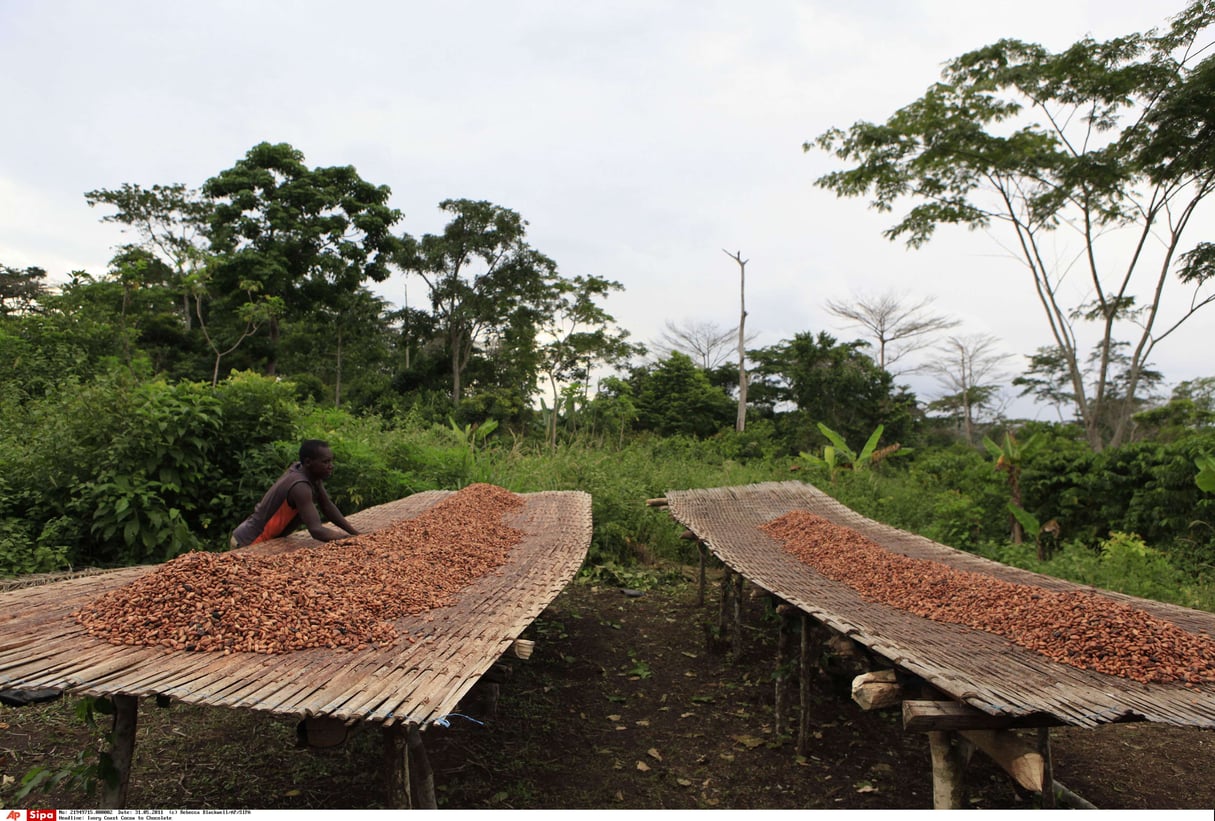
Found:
[960,729,1044,793]
[903,700,1065,732]
[645,497,668,507]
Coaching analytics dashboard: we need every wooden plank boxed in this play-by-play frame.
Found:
[903,700,1066,732]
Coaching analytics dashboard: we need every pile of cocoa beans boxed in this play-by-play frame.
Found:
[762,511,1215,686]
[74,483,525,655]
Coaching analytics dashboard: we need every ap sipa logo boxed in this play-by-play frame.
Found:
[29,811,58,821]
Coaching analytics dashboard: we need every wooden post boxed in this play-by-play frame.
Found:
[774,604,795,736]
[407,725,437,809]
[697,541,706,606]
[382,725,412,809]
[1038,727,1055,809]
[731,572,744,658]
[796,614,813,756]
[100,694,138,809]
[928,730,967,810]
[719,566,733,635]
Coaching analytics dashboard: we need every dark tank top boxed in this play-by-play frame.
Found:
[231,462,318,547]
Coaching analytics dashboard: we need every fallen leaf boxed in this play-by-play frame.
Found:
[731,734,766,749]
[647,747,662,761]
[636,761,651,772]
[681,651,697,658]
[854,781,878,794]
[607,714,622,721]
[635,719,650,727]
[285,789,301,797]
[677,777,693,787]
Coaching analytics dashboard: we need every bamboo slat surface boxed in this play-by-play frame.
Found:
[664,481,1215,729]
[0,490,591,729]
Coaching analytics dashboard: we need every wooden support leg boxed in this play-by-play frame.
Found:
[928,730,968,810]
[731,572,744,658]
[101,695,138,809]
[1037,727,1055,809]
[797,614,812,756]
[774,604,795,737]
[408,726,437,809]
[718,566,733,636]
[382,725,412,809]
[697,541,706,606]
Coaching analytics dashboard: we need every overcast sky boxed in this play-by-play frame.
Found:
[2,1,1211,417]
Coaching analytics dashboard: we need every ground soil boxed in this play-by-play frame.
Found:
[3,566,1214,810]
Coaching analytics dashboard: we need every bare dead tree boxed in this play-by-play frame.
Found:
[826,290,959,374]
[724,250,749,432]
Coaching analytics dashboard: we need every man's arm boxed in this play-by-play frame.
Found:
[288,483,356,542]
[317,486,359,536]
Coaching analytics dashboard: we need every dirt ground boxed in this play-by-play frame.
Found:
[3,567,1215,810]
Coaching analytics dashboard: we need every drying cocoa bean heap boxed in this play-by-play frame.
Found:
[761,510,1215,686]
[74,483,525,655]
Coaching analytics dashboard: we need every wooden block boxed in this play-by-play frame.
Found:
[852,669,902,711]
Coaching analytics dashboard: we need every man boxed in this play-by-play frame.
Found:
[229,439,360,548]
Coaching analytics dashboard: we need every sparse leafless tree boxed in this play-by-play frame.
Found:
[928,333,1011,444]
[653,318,755,370]
[826,290,959,374]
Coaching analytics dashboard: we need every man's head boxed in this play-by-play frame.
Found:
[299,439,335,480]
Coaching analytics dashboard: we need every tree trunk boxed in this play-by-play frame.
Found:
[725,250,749,432]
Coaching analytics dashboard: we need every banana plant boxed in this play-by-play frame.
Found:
[1197,454,1215,494]
[799,423,904,480]
[982,432,1042,547]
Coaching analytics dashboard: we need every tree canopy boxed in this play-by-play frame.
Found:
[812,1,1215,450]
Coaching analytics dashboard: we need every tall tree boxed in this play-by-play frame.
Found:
[629,352,735,438]
[723,250,750,432]
[85,183,211,329]
[825,290,958,373]
[534,274,644,447]
[202,142,402,375]
[0,264,50,316]
[812,2,1215,451]
[397,199,557,405]
[749,330,917,449]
